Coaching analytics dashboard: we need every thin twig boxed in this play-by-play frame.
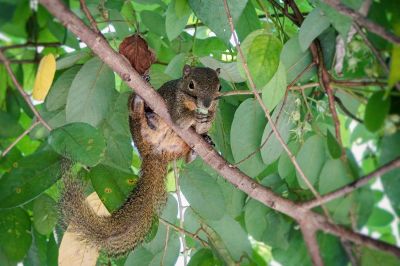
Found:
[334,96,363,123]
[1,120,41,157]
[223,0,323,207]
[159,218,208,247]
[0,50,52,131]
[322,0,400,44]
[303,157,400,209]
[161,225,170,266]
[79,0,102,35]
[173,161,188,265]
[0,42,61,51]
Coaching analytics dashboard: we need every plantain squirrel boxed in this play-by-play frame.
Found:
[60,65,221,257]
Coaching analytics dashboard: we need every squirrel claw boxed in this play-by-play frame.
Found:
[145,112,158,130]
[133,95,144,112]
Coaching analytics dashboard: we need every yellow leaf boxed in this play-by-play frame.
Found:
[32,54,56,101]
[58,192,109,266]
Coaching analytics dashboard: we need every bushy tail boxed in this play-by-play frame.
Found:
[60,154,169,257]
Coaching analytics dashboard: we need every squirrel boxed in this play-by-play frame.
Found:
[60,64,221,257]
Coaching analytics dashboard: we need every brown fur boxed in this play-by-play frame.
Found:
[59,66,220,257]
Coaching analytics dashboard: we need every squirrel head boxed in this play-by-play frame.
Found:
[180,64,221,114]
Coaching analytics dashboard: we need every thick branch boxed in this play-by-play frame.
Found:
[303,157,400,209]
[39,0,400,258]
[322,0,400,44]
[0,51,52,131]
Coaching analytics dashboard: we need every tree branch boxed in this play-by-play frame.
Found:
[38,0,400,258]
[303,157,400,209]
[0,41,61,51]
[299,222,324,266]
[0,51,52,131]
[79,0,102,35]
[322,0,400,44]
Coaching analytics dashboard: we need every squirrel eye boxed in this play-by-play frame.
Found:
[189,81,195,90]
[218,85,222,91]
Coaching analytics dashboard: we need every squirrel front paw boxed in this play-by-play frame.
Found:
[145,111,159,130]
[133,95,144,114]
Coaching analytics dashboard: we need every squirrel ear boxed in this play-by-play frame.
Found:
[215,68,221,76]
[183,64,191,77]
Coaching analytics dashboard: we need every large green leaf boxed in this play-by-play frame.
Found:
[141,10,166,37]
[180,159,225,220]
[166,0,191,41]
[0,208,32,262]
[90,164,137,212]
[0,111,23,138]
[260,93,296,166]
[380,133,400,216]
[48,122,106,167]
[66,57,116,127]
[361,247,400,266]
[296,135,326,189]
[231,98,267,177]
[188,249,222,266]
[0,150,61,208]
[280,34,316,84]
[45,66,80,112]
[188,0,248,43]
[298,7,331,51]
[364,91,391,132]
[261,61,287,111]
[33,194,58,235]
[100,92,132,170]
[207,214,253,261]
[239,30,282,88]
[199,57,246,83]
[235,1,261,41]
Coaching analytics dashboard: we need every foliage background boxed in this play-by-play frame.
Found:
[0,0,400,265]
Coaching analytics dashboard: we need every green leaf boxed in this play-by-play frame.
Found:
[380,133,400,216]
[326,130,342,159]
[207,214,253,261]
[45,66,80,112]
[0,150,61,208]
[296,135,326,189]
[188,0,248,43]
[361,247,400,266]
[278,141,300,180]
[0,111,23,138]
[319,159,354,224]
[188,249,222,266]
[199,57,246,83]
[261,62,287,111]
[245,199,268,240]
[239,30,282,88]
[90,164,137,212]
[33,194,58,235]
[319,159,352,194]
[260,93,296,166]
[367,207,394,227]
[180,159,225,220]
[319,2,352,38]
[166,0,191,41]
[298,8,331,51]
[280,34,316,84]
[0,208,32,262]
[236,1,261,41]
[56,50,90,70]
[66,57,117,127]
[165,53,186,79]
[231,98,267,177]
[364,91,391,132]
[100,92,132,170]
[388,24,400,87]
[48,122,106,167]
[141,10,166,37]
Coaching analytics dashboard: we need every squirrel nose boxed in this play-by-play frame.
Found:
[203,98,212,109]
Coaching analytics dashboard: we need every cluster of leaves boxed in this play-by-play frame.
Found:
[0,0,400,265]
